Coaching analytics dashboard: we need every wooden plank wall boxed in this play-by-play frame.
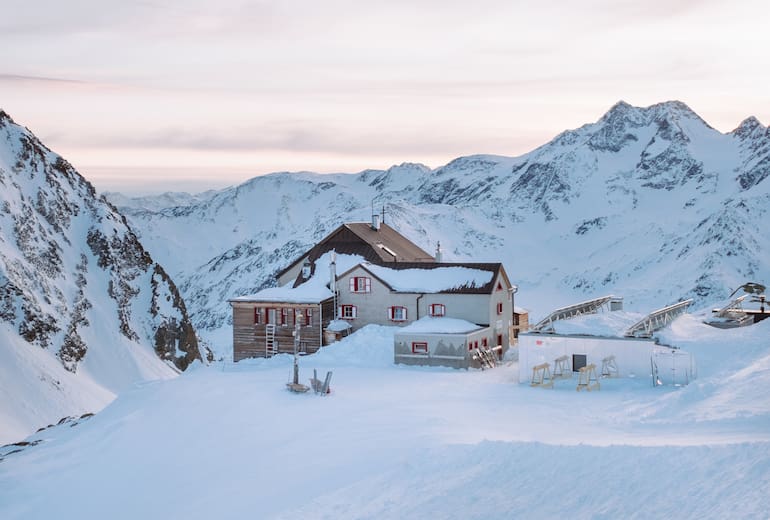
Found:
[233,302,331,361]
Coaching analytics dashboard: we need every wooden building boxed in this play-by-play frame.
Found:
[511,306,530,345]
[231,294,336,361]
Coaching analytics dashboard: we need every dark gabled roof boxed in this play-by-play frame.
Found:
[337,262,509,295]
[344,223,435,263]
[277,222,435,282]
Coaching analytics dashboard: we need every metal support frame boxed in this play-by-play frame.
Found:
[531,295,621,333]
[624,299,693,338]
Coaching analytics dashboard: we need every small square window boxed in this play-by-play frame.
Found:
[339,305,357,319]
[429,304,445,317]
[412,342,428,354]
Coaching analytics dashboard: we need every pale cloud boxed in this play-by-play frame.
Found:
[1,0,769,193]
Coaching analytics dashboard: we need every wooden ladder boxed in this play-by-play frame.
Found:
[265,324,277,357]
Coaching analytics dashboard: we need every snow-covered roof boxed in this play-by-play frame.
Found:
[549,311,645,337]
[232,252,364,304]
[230,285,333,304]
[362,263,495,293]
[397,316,485,334]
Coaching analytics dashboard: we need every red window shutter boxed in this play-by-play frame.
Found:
[388,307,394,320]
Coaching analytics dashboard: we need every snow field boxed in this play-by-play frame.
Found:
[1,317,770,519]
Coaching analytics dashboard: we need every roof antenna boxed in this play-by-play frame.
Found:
[370,200,381,231]
[381,204,386,225]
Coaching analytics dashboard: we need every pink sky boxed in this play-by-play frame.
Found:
[2,0,768,194]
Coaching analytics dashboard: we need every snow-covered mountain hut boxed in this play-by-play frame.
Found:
[231,219,523,362]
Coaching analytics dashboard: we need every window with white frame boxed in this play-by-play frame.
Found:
[338,305,357,319]
[281,308,289,326]
[254,307,262,324]
[429,303,446,317]
[304,308,313,326]
[349,276,371,293]
[388,306,407,322]
[496,302,503,315]
[412,342,428,354]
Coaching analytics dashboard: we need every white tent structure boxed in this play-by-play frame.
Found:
[519,298,696,387]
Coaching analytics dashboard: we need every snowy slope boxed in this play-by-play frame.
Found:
[0,111,204,443]
[110,101,770,359]
[1,318,769,519]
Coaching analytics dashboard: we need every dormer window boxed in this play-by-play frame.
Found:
[350,276,371,293]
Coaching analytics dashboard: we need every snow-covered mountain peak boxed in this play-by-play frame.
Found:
[731,116,766,139]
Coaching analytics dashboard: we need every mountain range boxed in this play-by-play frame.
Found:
[2,99,768,441]
[110,100,770,358]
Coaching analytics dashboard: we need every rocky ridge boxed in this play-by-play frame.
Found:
[0,110,207,442]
